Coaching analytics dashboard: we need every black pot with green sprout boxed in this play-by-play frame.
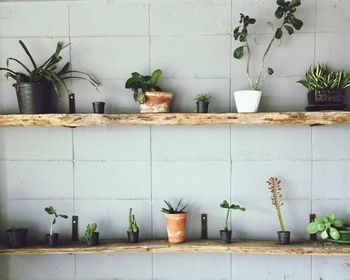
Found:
[127,208,139,243]
[195,93,212,113]
[82,223,99,246]
[45,206,68,247]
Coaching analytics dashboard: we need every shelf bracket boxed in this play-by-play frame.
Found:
[201,214,208,239]
[72,215,78,241]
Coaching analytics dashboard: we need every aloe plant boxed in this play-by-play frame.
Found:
[128,208,139,233]
[161,200,187,214]
[267,177,286,232]
[44,206,68,236]
[0,40,100,95]
[220,200,246,231]
[306,213,344,240]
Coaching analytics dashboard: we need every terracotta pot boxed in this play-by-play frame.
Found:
[140,91,173,113]
[165,213,187,243]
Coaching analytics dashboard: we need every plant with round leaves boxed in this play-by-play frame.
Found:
[44,206,68,236]
[267,177,286,232]
[220,200,246,231]
[306,213,344,240]
[82,223,98,244]
[233,0,303,90]
[125,69,163,104]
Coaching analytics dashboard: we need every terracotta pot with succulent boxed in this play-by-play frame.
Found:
[0,40,100,114]
[298,64,350,111]
[127,208,139,243]
[162,200,188,244]
[82,223,99,246]
[219,200,246,244]
[5,227,28,248]
[266,177,290,245]
[233,0,303,112]
[306,213,350,243]
[45,206,68,247]
[125,69,173,113]
[195,93,212,113]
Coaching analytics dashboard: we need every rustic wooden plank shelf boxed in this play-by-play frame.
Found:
[0,112,350,127]
[0,239,349,256]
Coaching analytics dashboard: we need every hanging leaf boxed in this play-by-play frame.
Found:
[233,46,245,59]
[275,28,283,39]
[284,25,294,35]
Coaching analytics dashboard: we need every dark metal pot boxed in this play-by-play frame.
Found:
[5,228,28,248]
[14,82,55,114]
[127,231,139,243]
[196,101,209,113]
[92,102,105,114]
[46,233,59,247]
[219,230,232,244]
[278,231,291,245]
[307,89,346,105]
[87,232,100,246]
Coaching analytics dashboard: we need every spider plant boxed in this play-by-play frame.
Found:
[0,40,100,95]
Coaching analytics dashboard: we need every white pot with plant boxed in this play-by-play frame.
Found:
[232,0,303,112]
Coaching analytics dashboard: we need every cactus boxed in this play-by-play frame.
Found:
[267,177,285,232]
[128,208,139,233]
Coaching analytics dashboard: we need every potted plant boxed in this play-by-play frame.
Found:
[0,40,100,114]
[161,200,188,244]
[127,208,139,243]
[82,223,99,246]
[266,177,290,245]
[125,69,173,113]
[5,227,28,248]
[45,206,68,247]
[194,93,212,113]
[298,64,350,111]
[232,0,303,112]
[219,200,246,244]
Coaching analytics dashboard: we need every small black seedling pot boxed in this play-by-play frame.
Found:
[196,101,209,113]
[127,231,139,243]
[219,230,232,244]
[278,231,291,245]
[5,228,28,248]
[93,102,105,114]
[87,232,100,246]
[46,233,59,247]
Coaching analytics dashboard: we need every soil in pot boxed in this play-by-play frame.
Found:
[278,231,290,245]
[140,92,173,113]
[46,233,59,247]
[219,230,232,244]
[14,82,56,114]
[127,231,139,243]
[5,228,28,248]
[196,101,209,113]
[165,213,187,243]
[87,232,100,246]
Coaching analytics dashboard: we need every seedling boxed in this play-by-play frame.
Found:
[220,200,246,231]
[45,206,68,236]
[161,200,187,214]
[82,223,98,244]
[128,208,139,233]
[306,213,344,240]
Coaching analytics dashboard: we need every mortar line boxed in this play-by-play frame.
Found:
[313,0,317,66]
[230,1,234,278]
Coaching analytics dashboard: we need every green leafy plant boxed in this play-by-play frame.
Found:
[125,69,163,104]
[220,200,246,231]
[298,64,350,91]
[0,40,100,95]
[128,208,139,233]
[44,206,68,236]
[82,223,98,244]
[161,200,187,214]
[267,177,286,232]
[194,93,212,103]
[306,213,344,240]
[233,0,303,90]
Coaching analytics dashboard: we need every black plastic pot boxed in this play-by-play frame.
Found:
[5,228,28,248]
[93,102,105,114]
[196,101,209,113]
[86,232,100,246]
[127,231,139,243]
[46,233,59,247]
[278,231,291,245]
[14,82,55,114]
[307,89,346,105]
[219,230,232,244]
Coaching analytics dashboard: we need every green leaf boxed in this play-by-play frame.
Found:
[266,21,274,30]
[19,40,37,69]
[327,213,335,221]
[333,219,344,228]
[149,69,162,85]
[306,222,319,234]
[275,28,283,39]
[321,229,329,239]
[45,206,56,215]
[277,0,285,5]
[233,46,245,59]
[329,227,340,240]
[284,25,294,35]
[290,0,301,7]
[220,200,230,209]
[59,214,68,219]
[292,18,303,30]
[248,18,256,24]
[268,68,274,75]
[275,7,284,19]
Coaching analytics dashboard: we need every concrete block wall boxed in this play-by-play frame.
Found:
[0,0,350,279]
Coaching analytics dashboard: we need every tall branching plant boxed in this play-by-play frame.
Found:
[267,177,286,232]
[233,0,303,90]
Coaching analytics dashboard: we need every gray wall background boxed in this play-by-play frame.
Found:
[0,0,350,279]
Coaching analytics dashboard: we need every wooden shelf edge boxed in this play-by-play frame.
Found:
[0,112,350,127]
[0,239,349,256]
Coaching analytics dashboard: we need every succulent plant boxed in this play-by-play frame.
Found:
[128,208,139,233]
[161,200,187,214]
[82,223,98,244]
[194,93,212,103]
[267,177,286,232]
[306,213,344,240]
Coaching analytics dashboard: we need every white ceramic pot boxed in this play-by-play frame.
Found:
[234,90,262,113]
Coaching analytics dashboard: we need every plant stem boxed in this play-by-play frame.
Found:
[272,183,285,232]
[245,41,255,89]
[225,209,230,231]
[50,216,54,236]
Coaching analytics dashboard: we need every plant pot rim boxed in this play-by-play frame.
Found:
[339,230,350,233]
[235,90,262,93]
[144,91,173,98]
[46,233,59,236]
[164,212,187,216]
[5,228,28,232]
[127,230,139,233]
[196,101,209,104]
[277,230,290,233]
[13,82,52,87]
[312,88,346,92]
[220,229,232,232]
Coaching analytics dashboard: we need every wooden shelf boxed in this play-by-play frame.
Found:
[0,239,349,256]
[0,112,350,127]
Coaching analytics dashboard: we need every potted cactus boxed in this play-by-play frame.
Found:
[45,206,68,247]
[82,223,99,246]
[266,177,290,245]
[194,93,212,113]
[5,227,28,248]
[219,200,246,244]
[125,69,173,113]
[161,200,188,244]
[127,208,139,243]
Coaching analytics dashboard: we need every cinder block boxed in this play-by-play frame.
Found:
[151,0,231,35]
[316,0,350,32]
[70,0,149,36]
